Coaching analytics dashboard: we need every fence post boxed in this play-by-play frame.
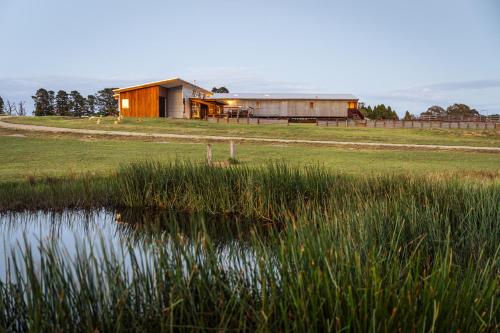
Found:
[230,140,236,160]
[206,144,212,166]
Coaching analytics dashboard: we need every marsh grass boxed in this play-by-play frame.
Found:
[0,210,498,332]
[0,162,498,331]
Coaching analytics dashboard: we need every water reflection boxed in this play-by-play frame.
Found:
[0,209,264,280]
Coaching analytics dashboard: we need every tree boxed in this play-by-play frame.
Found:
[17,101,27,116]
[403,111,415,121]
[86,95,97,116]
[446,103,479,119]
[0,96,4,114]
[420,105,446,119]
[48,90,55,115]
[360,104,399,120]
[55,90,70,116]
[32,88,52,116]
[6,100,17,115]
[69,90,85,117]
[96,88,118,116]
[211,87,229,93]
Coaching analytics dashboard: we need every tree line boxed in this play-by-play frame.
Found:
[31,88,118,117]
[358,102,497,121]
[420,104,484,120]
[359,103,399,120]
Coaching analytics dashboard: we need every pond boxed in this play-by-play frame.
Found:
[0,209,262,281]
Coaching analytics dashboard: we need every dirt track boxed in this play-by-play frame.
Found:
[1,118,499,153]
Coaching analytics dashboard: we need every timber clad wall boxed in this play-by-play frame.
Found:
[120,86,159,118]
[119,85,186,118]
[228,100,350,118]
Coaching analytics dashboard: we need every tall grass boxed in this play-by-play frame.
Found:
[0,162,498,331]
[0,211,498,332]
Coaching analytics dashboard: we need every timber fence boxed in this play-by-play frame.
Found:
[317,119,499,130]
[207,117,499,129]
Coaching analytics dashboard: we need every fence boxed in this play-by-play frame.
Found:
[207,117,499,129]
[317,119,499,130]
[208,117,289,125]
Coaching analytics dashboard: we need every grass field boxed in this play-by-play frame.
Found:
[1,118,498,330]
[4,116,500,147]
[1,127,499,183]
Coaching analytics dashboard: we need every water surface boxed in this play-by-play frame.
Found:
[0,209,260,280]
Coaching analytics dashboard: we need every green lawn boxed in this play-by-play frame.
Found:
[4,116,500,147]
[1,128,498,183]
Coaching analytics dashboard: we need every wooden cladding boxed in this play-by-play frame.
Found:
[119,86,159,117]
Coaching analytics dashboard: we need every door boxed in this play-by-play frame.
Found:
[159,97,166,117]
[200,104,208,119]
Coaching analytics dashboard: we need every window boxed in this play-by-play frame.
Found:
[121,98,129,109]
[256,101,261,108]
[309,102,314,109]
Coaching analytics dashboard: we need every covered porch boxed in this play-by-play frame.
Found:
[190,98,227,119]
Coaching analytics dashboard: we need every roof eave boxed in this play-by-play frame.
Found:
[113,78,211,94]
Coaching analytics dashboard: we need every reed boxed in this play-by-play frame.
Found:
[0,162,498,331]
[0,210,498,332]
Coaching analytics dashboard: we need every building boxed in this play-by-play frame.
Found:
[207,93,359,119]
[113,78,360,120]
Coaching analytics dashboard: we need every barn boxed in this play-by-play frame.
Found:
[113,78,361,120]
[207,93,360,119]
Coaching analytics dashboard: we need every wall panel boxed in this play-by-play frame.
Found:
[119,86,159,118]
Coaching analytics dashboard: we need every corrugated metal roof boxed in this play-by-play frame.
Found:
[209,93,357,100]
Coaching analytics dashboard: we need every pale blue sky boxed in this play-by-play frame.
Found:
[1,0,499,115]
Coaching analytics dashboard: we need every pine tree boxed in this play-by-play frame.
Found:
[403,111,413,120]
[86,95,97,115]
[69,90,85,117]
[0,96,4,114]
[96,88,118,116]
[48,90,55,115]
[55,90,70,116]
[32,88,51,116]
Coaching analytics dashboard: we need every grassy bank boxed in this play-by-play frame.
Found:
[0,163,498,331]
[4,116,500,147]
[1,129,499,183]
[1,161,499,218]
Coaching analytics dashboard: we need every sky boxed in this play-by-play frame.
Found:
[1,0,499,116]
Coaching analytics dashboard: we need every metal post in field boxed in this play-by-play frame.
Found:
[230,140,236,160]
[207,144,213,166]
